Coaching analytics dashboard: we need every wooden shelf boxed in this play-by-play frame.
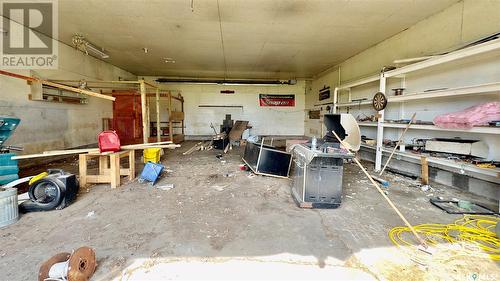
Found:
[337,74,379,90]
[358,122,500,134]
[336,38,500,91]
[359,143,500,179]
[358,122,378,127]
[384,38,500,78]
[388,82,500,102]
[336,100,372,107]
[337,82,500,108]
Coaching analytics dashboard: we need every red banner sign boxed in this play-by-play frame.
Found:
[259,94,295,107]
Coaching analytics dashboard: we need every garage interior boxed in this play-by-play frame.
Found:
[1,0,499,280]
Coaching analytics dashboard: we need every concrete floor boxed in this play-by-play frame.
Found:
[1,141,498,280]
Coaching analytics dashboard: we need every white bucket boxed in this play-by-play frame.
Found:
[0,187,18,228]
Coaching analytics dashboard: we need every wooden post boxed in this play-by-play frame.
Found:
[181,95,185,137]
[79,154,87,190]
[168,91,173,142]
[139,80,148,143]
[0,70,115,101]
[374,74,386,172]
[421,156,429,185]
[155,88,161,143]
[110,153,120,188]
[128,150,135,180]
[99,156,109,175]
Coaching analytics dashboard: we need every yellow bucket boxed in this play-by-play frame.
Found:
[143,148,161,163]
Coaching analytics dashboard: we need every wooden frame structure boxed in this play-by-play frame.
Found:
[37,78,184,144]
[0,70,185,144]
[79,150,135,189]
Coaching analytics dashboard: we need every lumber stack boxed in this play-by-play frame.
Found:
[182,141,213,155]
[11,141,180,160]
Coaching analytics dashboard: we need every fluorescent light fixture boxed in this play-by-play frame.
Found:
[85,42,109,59]
[164,57,176,63]
[71,34,109,59]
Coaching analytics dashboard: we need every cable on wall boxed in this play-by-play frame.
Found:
[216,0,228,80]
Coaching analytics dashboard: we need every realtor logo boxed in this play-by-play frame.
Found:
[1,0,58,69]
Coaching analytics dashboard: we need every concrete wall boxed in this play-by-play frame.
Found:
[0,42,136,154]
[143,77,306,137]
[306,0,500,160]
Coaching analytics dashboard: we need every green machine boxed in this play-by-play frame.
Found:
[0,116,22,185]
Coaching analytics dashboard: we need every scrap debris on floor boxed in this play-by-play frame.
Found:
[1,141,498,281]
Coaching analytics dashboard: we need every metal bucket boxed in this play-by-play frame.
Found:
[0,187,18,228]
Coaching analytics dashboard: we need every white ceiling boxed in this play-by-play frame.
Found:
[58,0,460,79]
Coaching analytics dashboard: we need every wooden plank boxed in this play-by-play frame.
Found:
[122,144,180,150]
[140,80,148,143]
[0,70,115,101]
[79,154,87,189]
[421,156,429,185]
[128,150,135,180]
[85,175,111,183]
[99,155,109,174]
[229,120,249,141]
[156,88,161,142]
[12,141,176,160]
[168,92,173,142]
[122,141,173,149]
[183,142,202,155]
[169,111,184,121]
[110,153,120,188]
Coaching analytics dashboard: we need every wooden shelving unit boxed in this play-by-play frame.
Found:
[359,143,500,180]
[332,38,500,172]
[148,91,185,144]
[337,82,500,107]
[358,122,500,134]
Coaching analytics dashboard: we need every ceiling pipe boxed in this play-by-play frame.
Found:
[155,78,297,85]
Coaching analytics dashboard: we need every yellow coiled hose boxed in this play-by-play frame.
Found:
[389,215,500,262]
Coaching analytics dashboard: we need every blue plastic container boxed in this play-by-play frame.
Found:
[0,153,19,185]
[0,117,20,147]
[139,162,164,185]
[0,153,17,166]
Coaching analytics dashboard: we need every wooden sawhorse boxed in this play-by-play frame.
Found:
[79,150,135,189]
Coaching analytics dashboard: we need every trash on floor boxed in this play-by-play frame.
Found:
[155,183,174,191]
[182,141,213,155]
[38,246,96,281]
[429,197,497,214]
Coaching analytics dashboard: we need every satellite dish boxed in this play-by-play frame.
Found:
[340,114,361,151]
[323,114,361,151]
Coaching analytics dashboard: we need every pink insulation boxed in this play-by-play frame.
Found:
[433,102,500,129]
